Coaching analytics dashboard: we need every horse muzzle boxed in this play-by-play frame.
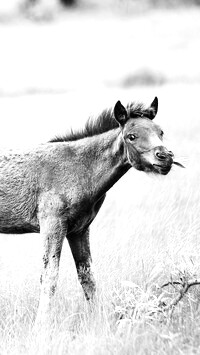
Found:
[153,146,174,175]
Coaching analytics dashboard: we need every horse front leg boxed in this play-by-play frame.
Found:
[67,229,96,301]
[35,214,67,326]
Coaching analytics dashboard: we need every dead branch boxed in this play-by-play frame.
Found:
[160,277,200,310]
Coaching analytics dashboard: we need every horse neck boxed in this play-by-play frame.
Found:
[79,128,131,199]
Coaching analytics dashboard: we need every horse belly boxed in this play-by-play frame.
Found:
[0,186,39,234]
[0,155,40,234]
[0,223,40,234]
[0,201,40,234]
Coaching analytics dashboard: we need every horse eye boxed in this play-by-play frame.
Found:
[128,134,136,141]
[160,130,164,137]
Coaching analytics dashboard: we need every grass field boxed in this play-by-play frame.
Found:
[0,4,200,355]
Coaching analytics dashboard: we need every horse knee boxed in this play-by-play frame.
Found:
[82,278,96,301]
[77,264,96,300]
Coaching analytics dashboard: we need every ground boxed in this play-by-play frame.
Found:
[0,4,200,354]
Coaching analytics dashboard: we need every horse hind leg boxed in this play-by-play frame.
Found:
[67,229,96,301]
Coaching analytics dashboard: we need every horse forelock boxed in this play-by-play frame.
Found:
[127,102,152,119]
[49,102,150,143]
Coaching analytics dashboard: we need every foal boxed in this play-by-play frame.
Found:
[0,97,179,321]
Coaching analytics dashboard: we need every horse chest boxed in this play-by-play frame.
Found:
[68,194,106,234]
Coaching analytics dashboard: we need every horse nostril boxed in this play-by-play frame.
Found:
[169,151,174,158]
[155,151,167,160]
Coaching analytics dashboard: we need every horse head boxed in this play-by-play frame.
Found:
[114,97,184,175]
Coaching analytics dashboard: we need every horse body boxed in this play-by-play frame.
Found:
[0,128,125,235]
[0,97,179,324]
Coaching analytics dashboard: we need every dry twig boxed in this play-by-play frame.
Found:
[160,277,200,310]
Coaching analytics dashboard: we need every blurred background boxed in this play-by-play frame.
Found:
[0,0,199,147]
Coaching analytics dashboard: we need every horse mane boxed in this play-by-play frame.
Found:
[50,102,150,143]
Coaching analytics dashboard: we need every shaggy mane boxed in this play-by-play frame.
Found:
[50,102,151,143]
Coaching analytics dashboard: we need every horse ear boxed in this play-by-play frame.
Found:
[114,101,128,126]
[149,96,158,119]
